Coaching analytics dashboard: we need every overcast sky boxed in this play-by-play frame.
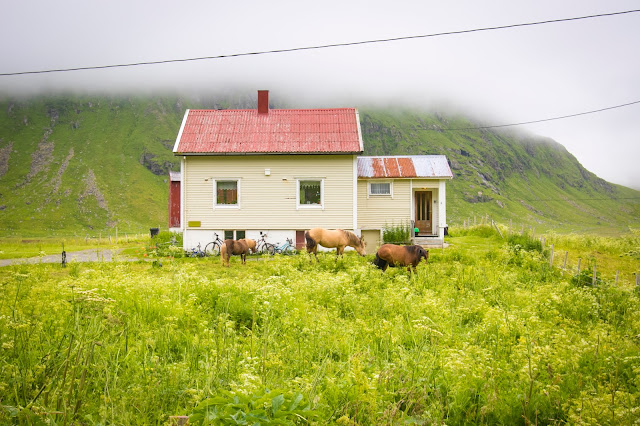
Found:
[1,0,639,189]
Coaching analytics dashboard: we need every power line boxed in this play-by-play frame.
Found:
[1,9,639,77]
[449,196,640,202]
[413,99,640,131]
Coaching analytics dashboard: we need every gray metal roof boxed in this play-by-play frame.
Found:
[357,155,453,179]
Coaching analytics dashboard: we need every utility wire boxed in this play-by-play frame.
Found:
[1,9,639,76]
[415,99,640,131]
[449,196,640,202]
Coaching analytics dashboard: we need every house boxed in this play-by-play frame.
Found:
[172,91,452,253]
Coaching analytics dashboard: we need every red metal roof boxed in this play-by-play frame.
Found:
[174,108,363,154]
[358,156,453,179]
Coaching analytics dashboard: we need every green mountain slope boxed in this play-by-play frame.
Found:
[0,95,185,235]
[0,95,638,236]
[360,109,640,234]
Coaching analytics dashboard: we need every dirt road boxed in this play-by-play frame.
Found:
[0,249,125,267]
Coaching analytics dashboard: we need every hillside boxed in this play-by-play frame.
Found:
[360,109,640,234]
[0,95,638,236]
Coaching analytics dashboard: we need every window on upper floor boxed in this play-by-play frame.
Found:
[214,179,240,208]
[297,179,323,209]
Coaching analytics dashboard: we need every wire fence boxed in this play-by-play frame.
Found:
[453,214,640,288]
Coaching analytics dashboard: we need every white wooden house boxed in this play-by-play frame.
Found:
[172,91,452,252]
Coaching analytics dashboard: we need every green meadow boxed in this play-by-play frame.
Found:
[1,227,639,425]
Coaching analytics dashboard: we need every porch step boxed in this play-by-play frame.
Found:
[412,236,447,248]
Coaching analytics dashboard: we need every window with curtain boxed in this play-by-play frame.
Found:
[216,180,238,205]
[299,180,322,205]
[369,182,391,196]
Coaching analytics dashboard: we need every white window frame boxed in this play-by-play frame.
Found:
[368,181,393,197]
[296,178,324,210]
[213,178,241,209]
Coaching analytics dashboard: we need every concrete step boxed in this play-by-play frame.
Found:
[412,236,446,248]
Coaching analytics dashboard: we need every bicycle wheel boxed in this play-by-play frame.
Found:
[284,245,297,255]
[261,243,275,255]
[205,241,221,256]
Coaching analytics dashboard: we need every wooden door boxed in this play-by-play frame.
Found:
[296,231,306,250]
[414,191,432,235]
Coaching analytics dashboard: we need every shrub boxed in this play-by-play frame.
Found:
[383,220,412,244]
[507,233,542,252]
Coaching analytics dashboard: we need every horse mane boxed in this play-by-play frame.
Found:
[340,229,361,247]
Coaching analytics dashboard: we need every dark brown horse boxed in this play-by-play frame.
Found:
[374,244,429,273]
[305,228,366,261]
[220,239,251,267]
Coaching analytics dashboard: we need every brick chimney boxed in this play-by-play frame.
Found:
[257,90,269,114]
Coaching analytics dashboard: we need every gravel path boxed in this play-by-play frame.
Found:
[0,249,127,267]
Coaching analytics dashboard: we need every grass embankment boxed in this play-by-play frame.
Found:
[1,229,639,424]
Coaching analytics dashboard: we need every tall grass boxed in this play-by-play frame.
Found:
[1,234,639,424]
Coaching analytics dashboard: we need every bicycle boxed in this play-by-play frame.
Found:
[188,243,207,258]
[255,233,275,255]
[274,238,296,255]
[204,233,224,256]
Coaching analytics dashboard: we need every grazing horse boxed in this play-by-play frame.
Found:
[305,228,366,262]
[220,239,251,267]
[239,238,257,254]
[374,244,429,273]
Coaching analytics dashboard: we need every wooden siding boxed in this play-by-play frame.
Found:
[183,155,355,230]
[358,179,443,234]
[357,180,411,229]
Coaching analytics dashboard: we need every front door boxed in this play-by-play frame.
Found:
[414,191,432,235]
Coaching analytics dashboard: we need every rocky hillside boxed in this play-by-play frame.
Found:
[0,95,638,236]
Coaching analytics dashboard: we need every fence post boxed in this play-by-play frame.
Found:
[492,220,503,238]
[532,228,535,240]
[563,251,568,270]
[615,270,619,285]
[549,244,554,267]
[577,258,582,276]
[592,266,597,287]
[541,237,545,251]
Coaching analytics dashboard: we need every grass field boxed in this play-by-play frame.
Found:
[1,228,639,424]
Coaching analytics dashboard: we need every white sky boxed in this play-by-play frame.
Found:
[1,0,639,189]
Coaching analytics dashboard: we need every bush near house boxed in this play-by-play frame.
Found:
[382,220,412,244]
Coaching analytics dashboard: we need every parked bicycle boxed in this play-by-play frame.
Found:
[274,238,296,255]
[188,243,207,258]
[255,233,275,255]
[204,233,224,256]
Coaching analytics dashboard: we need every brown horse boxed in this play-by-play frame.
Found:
[220,239,251,267]
[374,244,429,273]
[305,228,366,261]
[239,238,257,254]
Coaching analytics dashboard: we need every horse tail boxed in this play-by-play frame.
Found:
[373,253,388,270]
[220,242,227,266]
